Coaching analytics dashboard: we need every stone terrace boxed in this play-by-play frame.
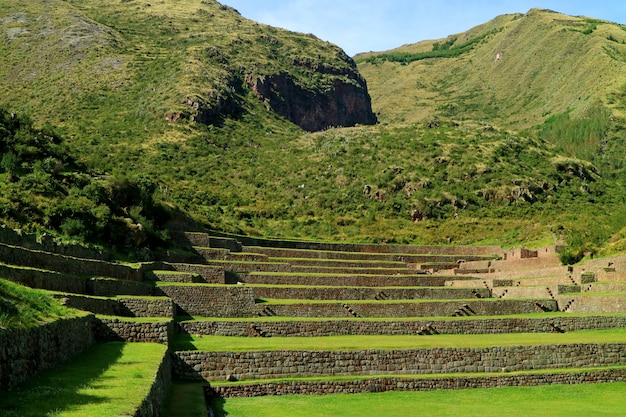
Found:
[4,227,626,411]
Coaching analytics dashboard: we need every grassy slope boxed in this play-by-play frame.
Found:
[357,9,626,129]
[0,278,82,328]
[2,3,626,250]
[0,342,167,417]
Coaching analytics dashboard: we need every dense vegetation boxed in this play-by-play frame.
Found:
[0,108,170,252]
[2,3,626,259]
[358,29,501,65]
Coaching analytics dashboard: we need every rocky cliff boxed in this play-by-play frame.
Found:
[246,60,377,131]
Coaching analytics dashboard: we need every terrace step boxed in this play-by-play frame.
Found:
[250,286,490,301]
[179,315,626,337]
[204,260,291,274]
[52,293,175,318]
[288,265,417,275]
[152,263,225,283]
[243,246,496,263]
[172,336,626,382]
[205,366,626,398]
[268,257,407,269]
[236,272,479,287]
[145,270,207,283]
[254,299,557,318]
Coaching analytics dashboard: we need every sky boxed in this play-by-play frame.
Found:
[221,1,626,56]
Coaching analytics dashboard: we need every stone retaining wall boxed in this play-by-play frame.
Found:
[134,348,172,417]
[0,263,88,293]
[58,294,174,318]
[207,367,626,398]
[172,343,626,381]
[226,233,503,255]
[157,285,256,317]
[94,318,173,344]
[251,286,489,301]
[179,315,626,337]
[90,278,155,297]
[0,242,141,280]
[259,299,557,318]
[0,315,94,390]
[237,273,467,287]
[149,263,225,283]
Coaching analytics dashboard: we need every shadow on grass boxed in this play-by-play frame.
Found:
[170,328,199,351]
[211,396,229,417]
[0,342,124,417]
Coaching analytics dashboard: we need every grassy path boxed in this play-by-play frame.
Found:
[172,329,626,351]
[215,382,626,417]
[0,342,166,417]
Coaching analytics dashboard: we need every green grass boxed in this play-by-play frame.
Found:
[170,329,626,352]
[0,342,166,417]
[214,382,626,417]
[0,278,82,328]
[257,297,538,305]
[177,311,626,322]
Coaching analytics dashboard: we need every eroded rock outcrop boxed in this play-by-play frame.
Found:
[246,59,377,131]
[247,70,376,131]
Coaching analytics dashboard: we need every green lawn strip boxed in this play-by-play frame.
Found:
[0,342,166,417]
[171,329,626,352]
[155,282,457,290]
[246,271,450,278]
[247,267,434,279]
[215,382,626,417]
[163,381,209,417]
[177,311,626,322]
[211,364,626,386]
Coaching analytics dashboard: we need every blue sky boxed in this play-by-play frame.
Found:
[221,1,626,55]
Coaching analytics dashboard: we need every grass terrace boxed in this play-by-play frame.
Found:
[213,382,626,417]
[0,342,167,417]
[171,329,626,352]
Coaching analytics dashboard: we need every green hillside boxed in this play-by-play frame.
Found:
[1,3,626,256]
[357,9,626,170]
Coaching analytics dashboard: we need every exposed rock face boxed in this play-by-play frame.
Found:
[246,59,377,132]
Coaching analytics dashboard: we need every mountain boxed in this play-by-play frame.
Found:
[1,3,626,255]
[356,9,626,168]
